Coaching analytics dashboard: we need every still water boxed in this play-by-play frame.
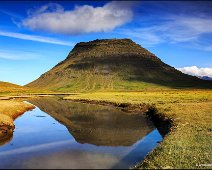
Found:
[0,97,162,169]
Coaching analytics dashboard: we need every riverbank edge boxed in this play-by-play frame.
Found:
[63,98,174,166]
[0,101,35,134]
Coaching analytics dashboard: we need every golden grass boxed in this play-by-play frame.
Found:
[0,81,28,94]
[64,90,212,169]
[0,81,51,96]
[0,100,35,127]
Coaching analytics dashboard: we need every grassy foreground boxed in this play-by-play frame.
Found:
[64,90,212,169]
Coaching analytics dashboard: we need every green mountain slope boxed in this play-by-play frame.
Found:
[26,39,212,92]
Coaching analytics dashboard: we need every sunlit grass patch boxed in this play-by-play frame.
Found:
[0,100,35,128]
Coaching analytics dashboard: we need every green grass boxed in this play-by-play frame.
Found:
[27,69,171,93]
[64,90,212,169]
[0,86,211,168]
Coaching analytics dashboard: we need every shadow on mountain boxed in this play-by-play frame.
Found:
[27,97,155,146]
[66,54,212,89]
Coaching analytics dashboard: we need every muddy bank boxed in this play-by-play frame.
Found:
[63,98,150,113]
[144,107,173,137]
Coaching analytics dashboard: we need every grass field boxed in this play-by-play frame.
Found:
[0,88,211,168]
[64,90,212,169]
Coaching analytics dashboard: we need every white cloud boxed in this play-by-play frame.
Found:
[118,16,212,47]
[0,49,42,60]
[118,27,163,46]
[177,66,212,77]
[163,16,212,42]
[0,9,23,19]
[0,31,73,46]
[22,2,133,35]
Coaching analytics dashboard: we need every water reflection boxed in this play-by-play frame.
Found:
[0,97,162,169]
[0,131,13,146]
[28,97,155,146]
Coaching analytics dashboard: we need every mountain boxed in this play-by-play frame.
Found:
[26,39,212,92]
[0,81,28,94]
[199,76,212,81]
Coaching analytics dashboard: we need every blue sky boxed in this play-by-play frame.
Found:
[0,1,212,85]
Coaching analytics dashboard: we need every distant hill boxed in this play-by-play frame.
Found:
[0,81,28,94]
[199,76,212,81]
[26,39,212,92]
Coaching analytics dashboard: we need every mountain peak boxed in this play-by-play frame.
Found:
[26,38,212,91]
[68,38,156,60]
[76,38,134,45]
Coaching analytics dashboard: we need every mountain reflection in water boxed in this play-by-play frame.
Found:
[0,97,162,169]
[28,97,155,146]
[0,132,13,147]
